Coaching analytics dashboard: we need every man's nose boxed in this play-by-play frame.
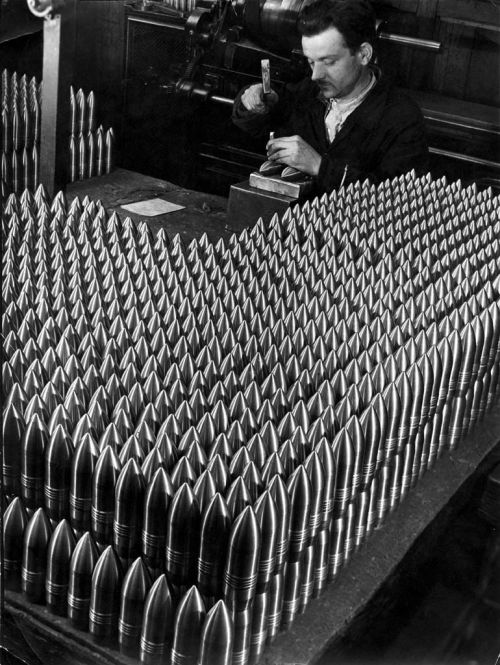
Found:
[310,62,325,80]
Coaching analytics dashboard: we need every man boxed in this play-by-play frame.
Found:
[232,0,429,195]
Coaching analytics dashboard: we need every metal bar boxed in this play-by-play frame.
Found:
[429,146,500,170]
[424,114,500,135]
[127,15,184,29]
[39,1,77,195]
[209,93,234,106]
[378,31,441,52]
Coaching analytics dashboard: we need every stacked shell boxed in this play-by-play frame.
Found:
[2,170,499,665]
[1,70,114,196]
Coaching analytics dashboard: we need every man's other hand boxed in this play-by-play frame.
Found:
[241,84,279,115]
[266,135,321,176]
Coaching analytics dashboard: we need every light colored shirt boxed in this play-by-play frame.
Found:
[325,72,377,143]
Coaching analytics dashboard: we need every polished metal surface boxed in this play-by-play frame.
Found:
[2,172,500,663]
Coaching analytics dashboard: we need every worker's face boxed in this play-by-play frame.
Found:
[302,27,371,99]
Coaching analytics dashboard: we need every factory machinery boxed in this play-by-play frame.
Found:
[121,0,436,189]
[2,169,500,664]
[120,0,499,193]
[1,69,115,196]
[5,0,497,195]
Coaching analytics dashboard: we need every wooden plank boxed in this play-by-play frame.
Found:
[407,11,440,90]
[374,0,500,24]
[4,597,138,665]
[408,89,500,130]
[380,1,420,11]
[65,168,239,244]
[416,0,438,19]
[438,0,500,26]
[441,16,500,34]
[431,20,474,99]
[465,28,500,106]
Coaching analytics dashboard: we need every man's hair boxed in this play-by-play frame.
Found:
[298,0,377,53]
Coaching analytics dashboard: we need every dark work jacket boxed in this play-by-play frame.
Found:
[232,73,429,196]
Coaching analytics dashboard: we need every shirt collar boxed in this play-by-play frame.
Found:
[317,68,391,131]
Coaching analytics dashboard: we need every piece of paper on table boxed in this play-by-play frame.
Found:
[121,198,185,216]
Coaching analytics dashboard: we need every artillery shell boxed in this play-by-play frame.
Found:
[3,496,29,591]
[44,424,74,522]
[46,518,76,614]
[113,458,146,565]
[139,574,175,665]
[199,599,234,665]
[287,465,312,561]
[118,557,152,658]
[21,506,52,603]
[89,544,123,644]
[91,445,122,546]
[3,401,25,496]
[21,413,48,510]
[165,482,201,586]
[171,585,206,665]
[223,505,261,612]
[70,433,99,536]
[68,531,100,630]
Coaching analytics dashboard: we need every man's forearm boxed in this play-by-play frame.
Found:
[232,90,275,139]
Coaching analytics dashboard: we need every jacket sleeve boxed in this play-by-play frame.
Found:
[232,88,273,139]
[231,84,297,140]
[316,99,429,191]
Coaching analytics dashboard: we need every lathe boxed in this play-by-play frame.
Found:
[118,0,499,196]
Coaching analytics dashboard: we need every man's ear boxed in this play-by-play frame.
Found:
[358,42,373,65]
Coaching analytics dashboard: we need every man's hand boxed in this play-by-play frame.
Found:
[241,84,279,115]
[266,135,322,176]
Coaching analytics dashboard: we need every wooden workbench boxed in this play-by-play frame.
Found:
[66,168,240,244]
